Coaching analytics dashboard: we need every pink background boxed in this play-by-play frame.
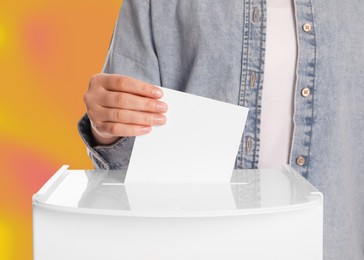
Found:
[0,1,122,258]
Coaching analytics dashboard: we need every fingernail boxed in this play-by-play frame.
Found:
[157,102,168,111]
[154,115,166,124]
[153,88,163,98]
[141,126,152,134]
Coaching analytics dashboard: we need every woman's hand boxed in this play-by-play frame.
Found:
[84,73,168,145]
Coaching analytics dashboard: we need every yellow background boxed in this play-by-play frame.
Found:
[0,1,122,259]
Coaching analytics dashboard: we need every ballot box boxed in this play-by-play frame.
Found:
[32,165,323,260]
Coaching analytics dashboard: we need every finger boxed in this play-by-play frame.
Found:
[94,121,152,137]
[99,74,163,99]
[101,92,168,113]
[96,107,167,126]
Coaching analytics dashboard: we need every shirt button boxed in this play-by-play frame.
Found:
[301,87,311,97]
[302,23,313,32]
[246,136,253,153]
[253,7,261,23]
[296,156,305,166]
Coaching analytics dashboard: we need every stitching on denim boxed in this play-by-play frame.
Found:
[243,1,252,106]
[94,136,131,151]
[237,0,252,169]
[252,0,266,168]
[306,0,317,178]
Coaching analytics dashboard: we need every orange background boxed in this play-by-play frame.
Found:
[0,1,122,259]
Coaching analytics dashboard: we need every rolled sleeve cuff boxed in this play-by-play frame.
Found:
[77,114,135,170]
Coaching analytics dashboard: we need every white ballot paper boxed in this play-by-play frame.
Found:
[125,87,249,184]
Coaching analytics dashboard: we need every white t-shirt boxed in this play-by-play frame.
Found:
[259,0,297,168]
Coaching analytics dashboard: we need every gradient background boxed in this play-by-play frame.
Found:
[0,1,122,259]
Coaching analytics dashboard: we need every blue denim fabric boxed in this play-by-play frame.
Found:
[78,0,364,259]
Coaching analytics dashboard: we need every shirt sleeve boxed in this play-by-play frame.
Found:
[78,0,160,170]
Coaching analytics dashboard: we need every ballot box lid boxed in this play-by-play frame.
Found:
[32,165,322,217]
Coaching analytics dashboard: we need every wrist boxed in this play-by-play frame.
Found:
[91,127,120,146]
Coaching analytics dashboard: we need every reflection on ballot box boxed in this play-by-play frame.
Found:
[32,165,323,260]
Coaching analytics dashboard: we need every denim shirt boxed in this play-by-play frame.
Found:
[78,1,364,259]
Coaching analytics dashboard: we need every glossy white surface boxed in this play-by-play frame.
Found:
[33,166,321,217]
[33,166,323,260]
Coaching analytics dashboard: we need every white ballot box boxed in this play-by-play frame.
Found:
[32,165,323,260]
